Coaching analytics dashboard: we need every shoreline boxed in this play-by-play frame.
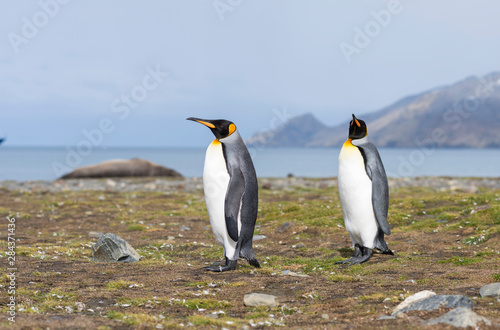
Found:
[1,176,499,193]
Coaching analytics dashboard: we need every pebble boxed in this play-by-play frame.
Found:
[253,235,267,241]
[88,231,104,239]
[179,226,191,231]
[276,222,295,233]
[243,293,277,307]
[426,307,491,327]
[281,270,309,277]
[479,283,500,298]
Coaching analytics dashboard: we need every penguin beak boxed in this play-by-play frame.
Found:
[352,114,361,127]
[186,117,215,129]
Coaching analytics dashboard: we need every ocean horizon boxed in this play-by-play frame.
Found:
[1,146,499,181]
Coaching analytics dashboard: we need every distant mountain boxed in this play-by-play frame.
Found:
[247,72,500,148]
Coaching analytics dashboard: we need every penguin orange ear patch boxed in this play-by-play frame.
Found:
[354,118,361,127]
[228,123,236,135]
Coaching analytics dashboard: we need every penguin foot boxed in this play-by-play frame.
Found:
[205,258,237,272]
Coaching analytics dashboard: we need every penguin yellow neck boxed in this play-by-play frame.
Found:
[343,138,355,148]
[211,139,221,145]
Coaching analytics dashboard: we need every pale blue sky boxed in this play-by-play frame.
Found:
[1,0,500,147]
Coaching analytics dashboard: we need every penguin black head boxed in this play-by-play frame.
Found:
[186,117,236,140]
[348,114,368,140]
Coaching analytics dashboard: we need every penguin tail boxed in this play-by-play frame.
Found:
[382,248,394,255]
[240,244,260,268]
[375,229,393,255]
[247,257,261,268]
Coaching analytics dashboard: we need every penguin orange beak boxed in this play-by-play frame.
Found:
[352,114,361,127]
[186,117,215,128]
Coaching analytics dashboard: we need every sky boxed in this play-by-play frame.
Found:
[1,0,500,147]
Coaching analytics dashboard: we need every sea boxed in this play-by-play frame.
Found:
[0,146,499,181]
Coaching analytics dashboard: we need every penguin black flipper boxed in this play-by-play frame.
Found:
[224,163,245,242]
[357,143,390,236]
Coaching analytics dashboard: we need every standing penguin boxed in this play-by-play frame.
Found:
[337,114,393,265]
[187,117,260,272]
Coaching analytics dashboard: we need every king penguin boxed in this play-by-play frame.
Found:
[187,117,260,272]
[336,114,393,265]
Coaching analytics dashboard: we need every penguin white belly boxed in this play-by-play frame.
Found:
[338,141,378,249]
[203,140,238,258]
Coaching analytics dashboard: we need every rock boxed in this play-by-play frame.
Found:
[281,270,309,277]
[295,243,306,248]
[378,315,397,320]
[179,226,191,231]
[60,158,183,179]
[261,182,272,190]
[276,222,295,233]
[394,294,473,315]
[88,231,104,239]
[479,282,500,297]
[392,290,436,315]
[243,293,278,307]
[253,234,267,241]
[321,313,329,320]
[426,307,491,327]
[75,302,85,312]
[91,233,141,262]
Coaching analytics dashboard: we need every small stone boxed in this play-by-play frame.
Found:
[276,222,295,233]
[426,307,491,327]
[392,290,436,315]
[479,283,500,297]
[262,182,272,190]
[155,324,165,329]
[321,313,329,320]
[75,302,85,312]
[253,235,267,241]
[378,315,396,320]
[244,293,277,307]
[91,233,141,263]
[394,294,472,315]
[88,231,104,239]
[295,243,306,248]
[179,226,191,231]
[106,179,116,188]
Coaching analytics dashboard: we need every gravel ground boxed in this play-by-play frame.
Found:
[1,176,499,193]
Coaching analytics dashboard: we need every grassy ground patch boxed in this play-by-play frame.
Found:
[1,179,499,328]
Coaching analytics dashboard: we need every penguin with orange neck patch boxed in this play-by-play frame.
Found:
[187,117,260,272]
[336,114,393,265]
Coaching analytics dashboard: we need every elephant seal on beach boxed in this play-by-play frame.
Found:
[60,158,183,179]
